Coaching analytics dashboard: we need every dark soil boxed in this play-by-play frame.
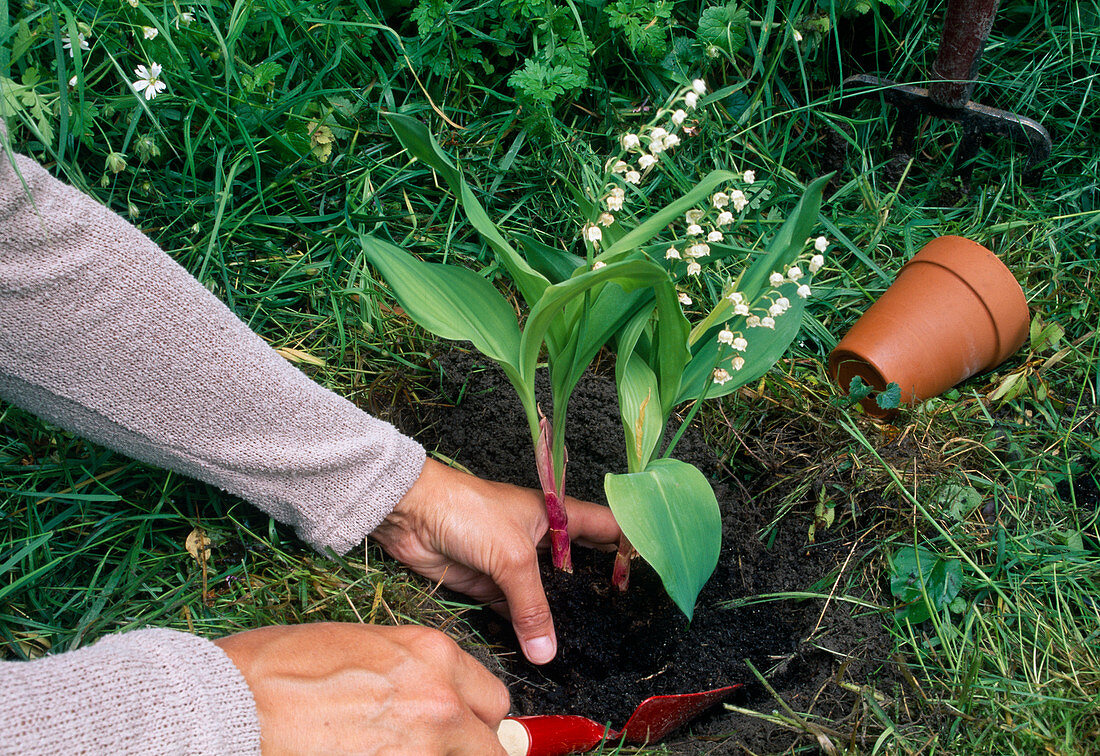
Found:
[397,351,907,753]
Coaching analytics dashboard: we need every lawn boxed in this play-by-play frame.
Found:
[2,0,1098,753]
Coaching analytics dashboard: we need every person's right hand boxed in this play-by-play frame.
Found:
[214,622,510,755]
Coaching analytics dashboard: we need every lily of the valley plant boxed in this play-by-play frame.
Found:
[361,81,830,618]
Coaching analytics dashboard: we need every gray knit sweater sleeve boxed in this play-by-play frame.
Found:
[0,150,426,552]
[0,148,427,751]
[0,629,260,754]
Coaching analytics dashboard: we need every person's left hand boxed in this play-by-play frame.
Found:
[370,458,621,666]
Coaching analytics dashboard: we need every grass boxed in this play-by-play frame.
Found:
[2,0,1099,753]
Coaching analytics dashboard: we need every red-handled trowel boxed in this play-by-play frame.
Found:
[496,684,740,756]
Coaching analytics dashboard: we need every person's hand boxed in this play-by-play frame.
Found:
[214,622,510,755]
[371,458,621,665]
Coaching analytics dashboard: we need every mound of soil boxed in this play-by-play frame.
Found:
[397,351,902,753]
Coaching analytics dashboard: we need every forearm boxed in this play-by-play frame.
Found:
[0,628,259,754]
[0,147,425,553]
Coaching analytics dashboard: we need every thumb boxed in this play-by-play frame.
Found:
[494,547,558,665]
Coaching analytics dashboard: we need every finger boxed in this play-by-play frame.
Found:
[450,644,512,727]
[449,716,509,756]
[562,497,622,545]
[491,543,557,665]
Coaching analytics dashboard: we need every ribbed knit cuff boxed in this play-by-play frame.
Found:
[0,628,260,755]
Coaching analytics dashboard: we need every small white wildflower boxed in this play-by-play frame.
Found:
[733,336,748,352]
[68,74,78,87]
[176,11,195,26]
[665,246,681,260]
[678,292,693,305]
[648,139,665,154]
[734,303,751,317]
[761,316,776,329]
[775,296,791,311]
[625,170,641,184]
[684,91,699,109]
[731,189,748,212]
[732,356,746,371]
[814,235,829,253]
[746,315,761,327]
[705,44,722,59]
[686,223,703,236]
[671,109,687,126]
[707,230,723,243]
[692,79,707,95]
[612,160,630,174]
[128,0,140,6]
[718,329,735,345]
[650,127,668,141]
[794,30,803,42]
[609,186,625,198]
[743,170,756,184]
[726,291,744,305]
[797,284,812,299]
[142,26,159,40]
[769,272,785,286]
[606,195,624,211]
[592,261,607,270]
[712,368,732,385]
[638,154,657,169]
[662,134,680,149]
[711,191,730,209]
[768,303,785,318]
[132,62,166,100]
[621,133,641,150]
[598,212,615,226]
[809,254,825,273]
[62,33,90,58]
[716,210,734,226]
[687,261,702,276]
[685,209,705,224]
[687,243,710,258]
[585,225,603,243]
[787,265,804,281]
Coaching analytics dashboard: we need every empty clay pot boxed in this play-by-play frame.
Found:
[829,235,1029,418]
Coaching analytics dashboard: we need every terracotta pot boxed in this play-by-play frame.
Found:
[829,235,1029,418]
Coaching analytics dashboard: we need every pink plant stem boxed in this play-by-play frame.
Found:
[611,535,635,591]
[545,490,573,573]
[536,409,572,572]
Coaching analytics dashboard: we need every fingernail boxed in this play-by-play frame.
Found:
[524,635,556,665]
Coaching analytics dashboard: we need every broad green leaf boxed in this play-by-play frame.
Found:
[678,281,807,403]
[690,173,831,343]
[383,112,550,308]
[360,234,521,376]
[605,458,721,620]
[617,353,663,472]
[600,170,739,261]
[515,232,584,284]
[519,259,671,386]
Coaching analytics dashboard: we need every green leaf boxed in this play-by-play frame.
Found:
[935,483,982,521]
[688,174,830,343]
[359,234,522,378]
[889,546,963,624]
[382,113,550,308]
[515,232,584,284]
[697,4,749,54]
[677,280,807,403]
[617,353,663,472]
[605,458,721,620]
[601,171,739,261]
[876,382,901,409]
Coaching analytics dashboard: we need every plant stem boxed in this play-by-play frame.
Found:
[611,535,635,591]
